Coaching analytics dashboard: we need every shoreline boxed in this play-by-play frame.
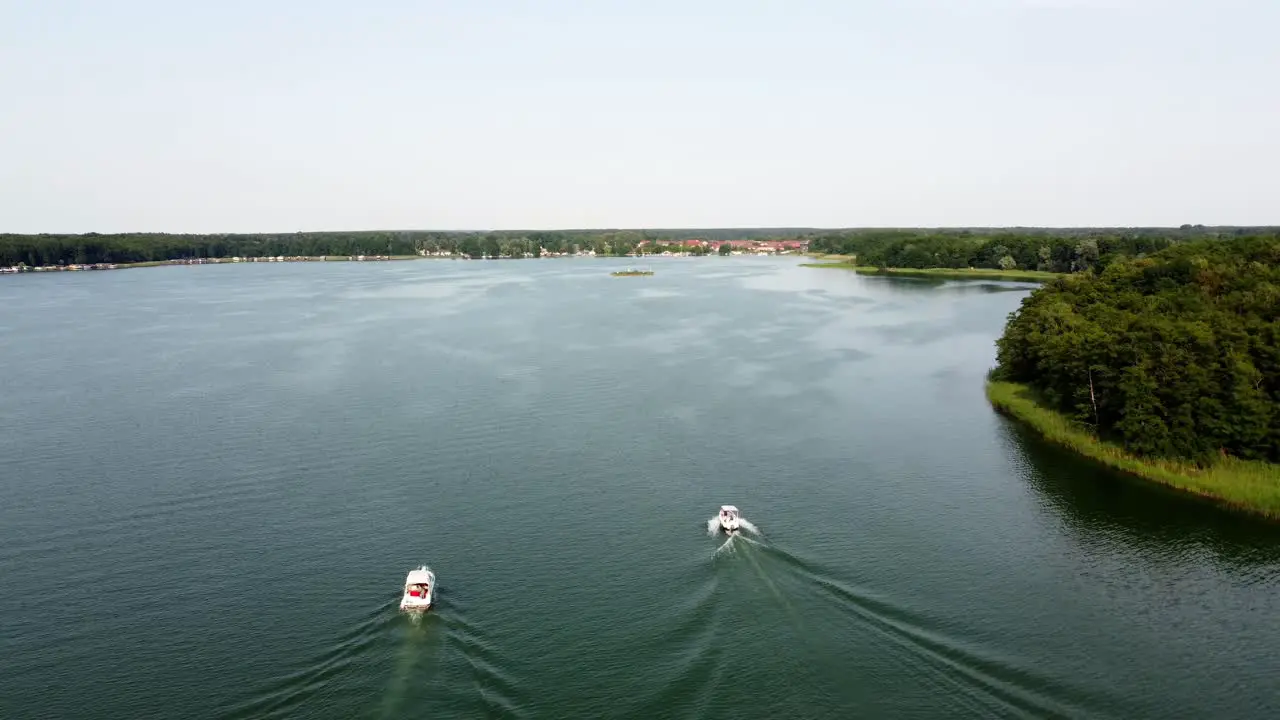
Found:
[986,381,1280,519]
[0,255,423,274]
[801,262,1059,283]
[0,253,768,276]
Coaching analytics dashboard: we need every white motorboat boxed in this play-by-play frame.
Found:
[718,505,741,533]
[399,565,435,611]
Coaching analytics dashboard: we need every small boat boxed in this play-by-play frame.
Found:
[399,565,435,611]
[718,505,741,533]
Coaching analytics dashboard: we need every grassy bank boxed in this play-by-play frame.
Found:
[987,381,1280,519]
[117,260,174,269]
[801,263,1058,283]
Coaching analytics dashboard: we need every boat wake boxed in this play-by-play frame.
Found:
[714,530,770,557]
[713,533,738,556]
[738,540,1105,719]
[381,595,528,719]
[221,600,396,719]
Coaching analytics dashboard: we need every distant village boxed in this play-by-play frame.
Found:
[643,239,809,256]
[420,238,810,259]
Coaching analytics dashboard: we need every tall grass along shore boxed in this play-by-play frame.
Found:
[987,381,1280,519]
[801,263,1058,283]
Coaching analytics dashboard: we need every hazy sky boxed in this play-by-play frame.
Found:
[2,0,1276,232]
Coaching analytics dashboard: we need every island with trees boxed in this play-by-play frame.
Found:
[987,233,1280,518]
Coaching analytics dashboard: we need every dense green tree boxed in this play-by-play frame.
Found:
[805,228,1264,275]
[992,234,1280,463]
[1,229,783,266]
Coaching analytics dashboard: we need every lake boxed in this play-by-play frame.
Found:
[2,257,1278,719]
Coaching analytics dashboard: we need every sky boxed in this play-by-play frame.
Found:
[1,0,1276,233]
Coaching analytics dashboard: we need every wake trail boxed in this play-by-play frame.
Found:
[222,600,396,720]
[708,531,833,699]
[750,547,1001,714]
[713,532,802,629]
[378,609,440,720]
[442,611,528,718]
[795,566,1105,718]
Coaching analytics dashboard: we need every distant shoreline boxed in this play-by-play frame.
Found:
[987,381,1280,519]
[0,255,424,275]
[0,252,757,276]
[801,261,1059,283]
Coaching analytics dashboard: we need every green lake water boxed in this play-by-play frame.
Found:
[2,258,1277,719]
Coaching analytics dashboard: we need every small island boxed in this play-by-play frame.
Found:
[611,268,654,276]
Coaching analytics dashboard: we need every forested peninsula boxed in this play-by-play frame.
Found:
[988,233,1280,517]
[804,226,1270,274]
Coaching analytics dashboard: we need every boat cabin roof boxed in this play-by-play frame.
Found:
[405,568,434,585]
[721,505,739,513]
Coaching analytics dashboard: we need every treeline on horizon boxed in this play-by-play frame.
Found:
[993,234,1280,464]
[3,225,1277,268]
[0,228,804,266]
[808,226,1280,274]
